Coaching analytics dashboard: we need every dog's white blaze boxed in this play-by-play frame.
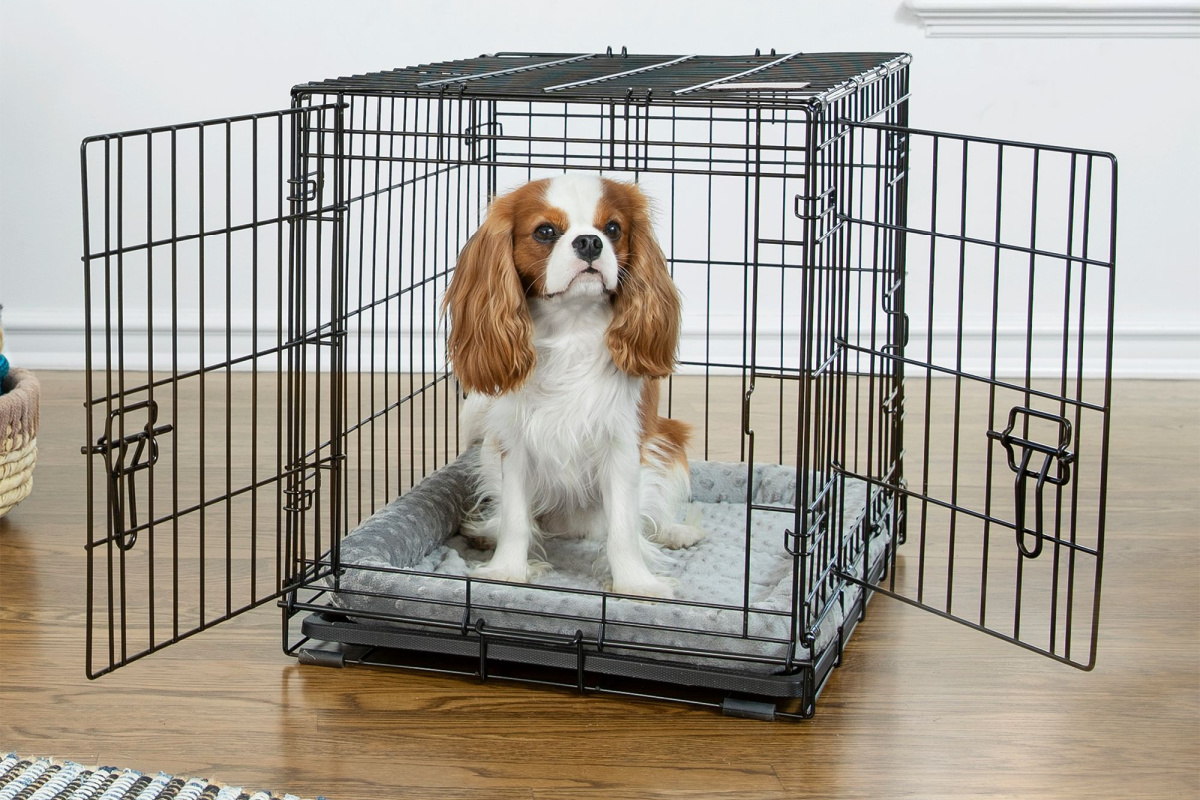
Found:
[542,173,620,296]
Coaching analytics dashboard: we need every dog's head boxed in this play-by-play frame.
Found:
[443,174,680,395]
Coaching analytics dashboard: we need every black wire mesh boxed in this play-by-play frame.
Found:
[81,51,1114,715]
[297,51,910,106]
[80,104,348,677]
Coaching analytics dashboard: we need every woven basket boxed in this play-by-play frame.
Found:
[0,367,40,518]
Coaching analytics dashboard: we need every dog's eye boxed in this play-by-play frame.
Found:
[603,221,621,239]
[533,224,558,242]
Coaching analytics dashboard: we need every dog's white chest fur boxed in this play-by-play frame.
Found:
[463,297,641,511]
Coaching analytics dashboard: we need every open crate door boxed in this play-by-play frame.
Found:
[80,102,347,677]
[835,121,1115,668]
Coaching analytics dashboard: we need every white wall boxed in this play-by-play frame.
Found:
[1,0,1197,376]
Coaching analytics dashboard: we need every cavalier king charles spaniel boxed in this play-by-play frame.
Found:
[443,173,703,598]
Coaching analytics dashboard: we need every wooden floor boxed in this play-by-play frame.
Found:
[2,372,1197,799]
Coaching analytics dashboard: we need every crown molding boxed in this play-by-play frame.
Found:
[905,0,1200,37]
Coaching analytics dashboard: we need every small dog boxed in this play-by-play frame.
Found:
[442,173,703,598]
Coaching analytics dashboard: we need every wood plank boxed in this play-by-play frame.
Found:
[1,372,1196,799]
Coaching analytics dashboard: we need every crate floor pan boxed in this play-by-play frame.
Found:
[296,543,886,722]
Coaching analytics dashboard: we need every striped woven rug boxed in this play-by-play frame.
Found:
[0,754,325,800]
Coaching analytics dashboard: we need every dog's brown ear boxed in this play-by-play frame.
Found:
[606,185,681,378]
[443,201,536,395]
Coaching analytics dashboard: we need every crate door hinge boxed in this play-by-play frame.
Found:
[281,457,346,514]
[987,407,1074,559]
[284,468,320,513]
[792,186,847,248]
[82,400,173,551]
[287,170,323,203]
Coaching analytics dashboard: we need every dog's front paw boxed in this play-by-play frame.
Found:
[652,523,705,550]
[611,575,675,600]
[470,559,529,585]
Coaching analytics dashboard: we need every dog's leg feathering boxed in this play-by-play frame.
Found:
[470,446,536,584]
[640,443,705,550]
[605,443,674,598]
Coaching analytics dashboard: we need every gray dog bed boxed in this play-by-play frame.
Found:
[327,447,883,673]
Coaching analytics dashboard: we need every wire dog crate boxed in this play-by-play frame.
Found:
[80,51,1116,720]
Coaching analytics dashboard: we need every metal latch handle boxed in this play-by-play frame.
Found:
[987,407,1074,559]
[82,399,173,552]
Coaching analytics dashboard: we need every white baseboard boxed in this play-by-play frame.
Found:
[3,307,1196,379]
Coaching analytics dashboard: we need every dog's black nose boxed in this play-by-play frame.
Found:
[572,234,603,263]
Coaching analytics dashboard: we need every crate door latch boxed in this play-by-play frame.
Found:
[987,407,1074,559]
[82,399,173,552]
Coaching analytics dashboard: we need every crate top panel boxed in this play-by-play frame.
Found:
[294,51,911,106]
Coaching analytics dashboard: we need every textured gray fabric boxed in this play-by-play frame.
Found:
[329,451,883,672]
[335,447,480,572]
